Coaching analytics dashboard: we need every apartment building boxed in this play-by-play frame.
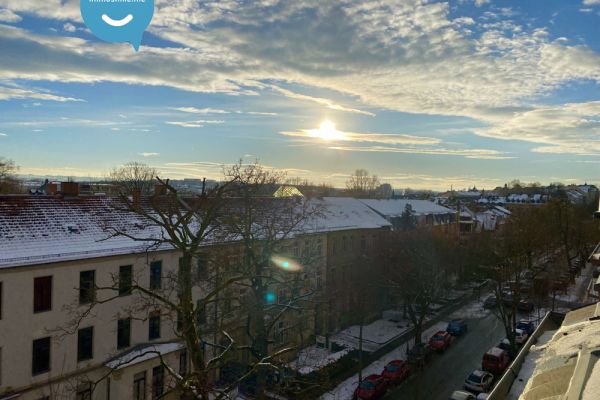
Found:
[0,193,391,400]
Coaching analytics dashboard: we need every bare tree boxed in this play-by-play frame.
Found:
[0,157,20,194]
[346,169,379,198]
[109,161,158,195]
[387,230,447,345]
[53,173,247,399]
[220,162,324,399]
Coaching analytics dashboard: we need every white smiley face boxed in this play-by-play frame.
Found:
[102,14,134,27]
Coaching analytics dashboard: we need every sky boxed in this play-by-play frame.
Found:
[0,0,599,191]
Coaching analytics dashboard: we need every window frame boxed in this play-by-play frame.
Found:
[33,276,53,313]
[32,337,51,376]
[119,265,133,296]
[79,270,96,304]
[77,326,94,362]
[148,312,161,340]
[117,318,131,350]
[149,261,162,290]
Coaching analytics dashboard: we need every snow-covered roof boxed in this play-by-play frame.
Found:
[105,342,184,370]
[519,304,600,400]
[312,197,392,231]
[0,196,391,269]
[358,199,453,218]
[0,196,169,269]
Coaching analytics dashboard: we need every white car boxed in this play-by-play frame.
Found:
[477,394,489,400]
[450,390,476,400]
[514,328,528,345]
[464,370,494,393]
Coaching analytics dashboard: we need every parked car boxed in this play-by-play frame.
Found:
[482,347,510,375]
[517,299,534,312]
[497,339,511,353]
[477,394,490,400]
[449,390,477,400]
[407,343,433,367]
[447,319,468,336]
[429,331,452,352]
[353,374,388,400]
[515,320,535,336]
[483,296,497,309]
[513,328,528,345]
[594,267,600,279]
[464,370,494,393]
[381,360,409,384]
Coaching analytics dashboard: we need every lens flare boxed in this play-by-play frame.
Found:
[271,255,303,272]
[307,120,346,141]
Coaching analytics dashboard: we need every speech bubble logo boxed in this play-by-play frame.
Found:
[80,0,154,51]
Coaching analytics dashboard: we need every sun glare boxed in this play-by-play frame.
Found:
[308,120,346,141]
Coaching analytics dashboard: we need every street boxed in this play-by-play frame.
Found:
[384,312,506,400]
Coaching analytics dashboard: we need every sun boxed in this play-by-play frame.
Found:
[308,120,346,141]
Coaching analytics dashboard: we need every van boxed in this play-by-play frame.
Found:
[482,347,510,375]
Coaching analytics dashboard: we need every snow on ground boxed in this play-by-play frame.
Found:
[331,317,413,352]
[505,329,557,400]
[582,357,600,400]
[449,298,490,320]
[289,345,350,375]
[319,321,448,400]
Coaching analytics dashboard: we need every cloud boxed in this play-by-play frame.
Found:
[0,0,598,158]
[166,120,225,128]
[329,145,512,160]
[63,23,76,32]
[171,107,230,114]
[0,85,83,102]
[474,101,600,155]
[139,152,160,157]
[475,0,491,6]
[583,0,600,5]
[271,86,376,116]
[0,132,7,137]
[0,8,21,23]
[280,128,441,146]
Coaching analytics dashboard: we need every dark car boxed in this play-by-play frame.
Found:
[515,320,535,336]
[594,267,600,279]
[517,299,534,312]
[353,374,388,400]
[407,343,433,367]
[429,331,453,352]
[447,319,468,336]
[483,296,497,309]
[381,360,409,384]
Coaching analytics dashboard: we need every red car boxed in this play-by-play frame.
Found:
[353,374,388,400]
[381,360,409,384]
[429,330,452,352]
[482,347,510,375]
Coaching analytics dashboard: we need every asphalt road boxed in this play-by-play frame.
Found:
[384,311,506,400]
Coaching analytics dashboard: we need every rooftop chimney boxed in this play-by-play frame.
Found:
[61,182,80,197]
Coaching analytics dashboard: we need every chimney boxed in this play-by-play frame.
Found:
[154,184,167,196]
[61,182,80,197]
[44,182,58,195]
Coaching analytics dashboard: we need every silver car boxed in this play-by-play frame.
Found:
[464,370,494,393]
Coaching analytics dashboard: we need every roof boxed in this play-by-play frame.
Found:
[518,304,600,400]
[358,199,453,217]
[486,347,505,357]
[0,195,391,269]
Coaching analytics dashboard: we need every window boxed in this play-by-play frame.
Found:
[179,349,188,376]
[77,327,94,362]
[76,383,92,400]
[149,261,162,290]
[148,312,161,340]
[133,371,146,400]
[32,337,51,375]
[34,276,52,313]
[117,318,131,349]
[119,265,132,296]
[342,236,348,251]
[152,366,164,399]
[79,270,95,304]
[361,235,367,250]
[197,256,208,281]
